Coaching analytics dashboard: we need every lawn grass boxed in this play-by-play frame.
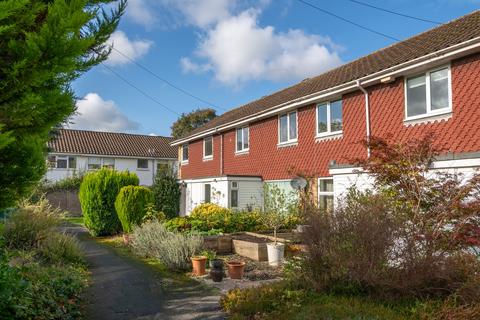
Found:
[63,216,84,226]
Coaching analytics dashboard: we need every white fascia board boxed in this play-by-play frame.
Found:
[48,152,176,161]
[181,176,262,184]
[329,167,364,176]
[171,37,480,146]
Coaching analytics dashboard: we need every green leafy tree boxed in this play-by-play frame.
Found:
[171,108,217,139]
[0,0,126,209]
[151,166,181,218]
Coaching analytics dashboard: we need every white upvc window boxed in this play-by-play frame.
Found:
[405,66,452,120]
[236,127,249,153]
[204,183,211,203]
[102,158,115,169]
[316,99,343,137]
[230,181,239,208]
[181,144,189,163]
[318,178,334,211]
[88,157,102,170]
[137,159,149,169]
[48,155,76,169]
[203,136,213,160]
[278,111,297,144]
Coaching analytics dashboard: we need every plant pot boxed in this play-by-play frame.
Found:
[191,256,207,276]
[226,261,246,279]
[267,243,285,266]
[210,268,225,282]
[209,259,224,270]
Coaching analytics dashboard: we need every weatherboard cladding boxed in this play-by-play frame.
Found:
[178,10,480,141]
[180,52,480,180]
[48,129,177,159]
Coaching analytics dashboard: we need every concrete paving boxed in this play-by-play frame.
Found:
[65,225,226,320]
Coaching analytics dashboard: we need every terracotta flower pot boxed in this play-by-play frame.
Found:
[191,256,207,276]
[226,261,246,279]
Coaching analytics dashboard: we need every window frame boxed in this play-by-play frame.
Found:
[278,110,298,145]
[181,144,189,164]
[404,65,452,122]
[102,158,115,169]
[235,126,250,153]
[204,183,211,203]
[137,158,149,170]
[203,136,213,160]
[230,181,239,208]
[317,177,334,211]
[48,155,77,170]
[87,157,102,170]
[316,99,343,137]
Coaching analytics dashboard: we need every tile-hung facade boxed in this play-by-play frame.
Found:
[172,11,480,216]
[47,129,178,186]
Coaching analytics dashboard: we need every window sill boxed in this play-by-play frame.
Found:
[277,141,298,148]
[181,161,189,166]
[404,110,452,126]
[235,150,249,156]
[203,157,213,162]
[315,132,343,142]
[137,168,150,171]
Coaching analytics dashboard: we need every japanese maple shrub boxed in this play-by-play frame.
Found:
[79,168,139,236]
[115,186,154,233]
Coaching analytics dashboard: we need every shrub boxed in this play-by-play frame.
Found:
[79,168,139,236]
[130,220,203,270]
[151,166,181,219]
[115,186,154,233]
[37,232,84,265]
[3,199,60,250]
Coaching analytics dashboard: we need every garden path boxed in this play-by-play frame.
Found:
[65,225,226,320]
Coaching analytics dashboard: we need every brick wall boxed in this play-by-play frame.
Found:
[180,53,480,181]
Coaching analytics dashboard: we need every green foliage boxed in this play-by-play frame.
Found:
[130,220,203,271]
[263,184,299,244]
[3,199,60,250]
[0,200,87,319]
[170,108,217,139]
[151,166,181,218]
[115,186,154,233]
[0,0,126,210]
[41,174,84,193]
[79,168,139,236]
[142,203,166,223]
[0,136,47,209]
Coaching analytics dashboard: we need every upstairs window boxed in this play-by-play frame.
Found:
[317,99,343,136]
[279,111,297,144]
[137,159,149,169]
[236,127,249,152]
[182,144,189,163]
[203,136,213,159]
[405,67,451,119]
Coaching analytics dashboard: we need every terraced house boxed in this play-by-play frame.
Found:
[172,11,480,215]
[47,129,178,186]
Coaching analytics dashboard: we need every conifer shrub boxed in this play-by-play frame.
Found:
[115,186,154,233]
[151,166,181,218]
[79,168,139,236]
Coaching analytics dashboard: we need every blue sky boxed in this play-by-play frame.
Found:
[70,0,479,136]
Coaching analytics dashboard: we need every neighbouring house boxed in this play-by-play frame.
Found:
[172,10,480,216]
[47,129,178,186]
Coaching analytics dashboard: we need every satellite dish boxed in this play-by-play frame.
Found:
[290,176,307,190]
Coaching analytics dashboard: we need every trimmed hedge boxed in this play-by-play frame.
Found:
[115,186,154,233]
[79,168,139,236]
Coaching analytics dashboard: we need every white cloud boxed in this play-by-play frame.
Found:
[171,0,234,28]
[105,31,153,66]
[68,93,139,132]
[126,0,156,28]
[182,10,342,86]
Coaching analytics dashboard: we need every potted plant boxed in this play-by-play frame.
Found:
[200,249,217,268]
[262,184,291,266]
[209,258,225,282]
[226,261,246,279]
[191,255,207,276]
